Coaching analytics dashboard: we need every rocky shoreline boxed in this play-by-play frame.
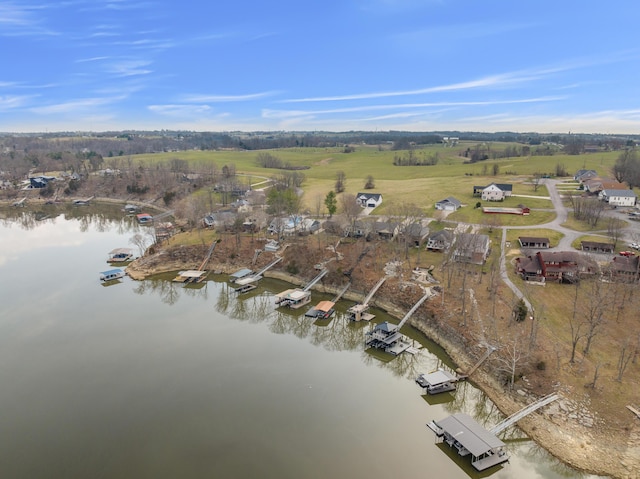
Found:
[126,255,639,479]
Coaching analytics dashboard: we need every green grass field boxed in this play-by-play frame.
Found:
[118,141,622,214]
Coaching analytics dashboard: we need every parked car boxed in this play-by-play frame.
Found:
[630,243,640,250]
[619,251,636,257]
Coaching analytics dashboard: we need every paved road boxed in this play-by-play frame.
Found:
[497,178,639,316]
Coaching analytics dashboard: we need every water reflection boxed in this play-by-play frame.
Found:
[0,210,607,479]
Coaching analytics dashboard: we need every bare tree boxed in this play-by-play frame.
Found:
[581,279,610,356]
[616,338,635,382]
[493,329,530,389]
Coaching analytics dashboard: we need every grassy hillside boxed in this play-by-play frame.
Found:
[118,142,621,214]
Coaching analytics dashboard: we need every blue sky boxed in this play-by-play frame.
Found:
[1,0,639,133]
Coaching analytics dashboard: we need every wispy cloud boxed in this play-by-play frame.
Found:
[106,60,153,77]
[0,95,35,110]
[0,2,58,36]
[148,104,213,116]
[181,91,279,103]
[75,56,110,63]
[30,96,124,114]
[265,96,564,119]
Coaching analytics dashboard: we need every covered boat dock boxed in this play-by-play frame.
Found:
[305,300,335,319]
[427,413,509,471]
[173,270,208,283]
[274,289,311,309]
[416,368,459,394]
[107,248,134,263]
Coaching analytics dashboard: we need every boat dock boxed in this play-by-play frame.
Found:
[172,270,208,283]
[347,276,387,321]
[100,268,125,282]
[229,268,254,282]
[428,393,560,471]
[107,248,134,263]
[274,289,312,309]
[427,413,509,471]
[275,269,327,309]
[364,289,431,355]
[305,281,350,319]
[234,257,283,288]
[416,368,460,395]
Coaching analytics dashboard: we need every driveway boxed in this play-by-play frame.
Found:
[496,178,633,315]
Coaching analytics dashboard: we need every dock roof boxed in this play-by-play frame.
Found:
[314,300,335,313]
[436,413,506,457]
[230,268,253,279]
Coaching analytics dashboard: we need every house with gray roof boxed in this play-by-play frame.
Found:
[598,189,637,207]
[435,196,462,211]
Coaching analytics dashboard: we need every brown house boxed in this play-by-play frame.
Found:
[515,251,595,283]
[606,255,640,282]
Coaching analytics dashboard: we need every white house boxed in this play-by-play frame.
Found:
[598,189,637,207]
[435,196,462,211]
[481,184,506,201]
[356,193,383,209]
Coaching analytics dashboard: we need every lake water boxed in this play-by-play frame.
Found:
[0,205,603,478]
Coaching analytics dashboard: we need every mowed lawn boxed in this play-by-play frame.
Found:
[120,142,621,215]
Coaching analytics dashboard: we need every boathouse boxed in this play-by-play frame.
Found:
[100,268,125,282]
[172,270,208,283]
[416,368,459,394]
[428,413,509,471]
[305,300,335,319]
[274,289,311,309]
[229,268,253,282]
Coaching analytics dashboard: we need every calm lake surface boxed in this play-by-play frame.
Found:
[0,205,603,479]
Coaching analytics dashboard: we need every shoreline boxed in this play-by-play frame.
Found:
[126,257,638,479]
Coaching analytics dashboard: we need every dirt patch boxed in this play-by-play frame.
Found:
[314,158,333,166]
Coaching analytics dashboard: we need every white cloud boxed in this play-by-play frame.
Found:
[148,104,213,116]
[181,91,278,103]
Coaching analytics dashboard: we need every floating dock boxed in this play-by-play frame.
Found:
[173,270,208,283]
[275,269,327,310]
[305,281,350,319]
[416,368,460,395]
[364,290,431,355]
[427,413,509,471]
[234,257,283,287]
[234,283,258,294]
[229,268,254,282]
[427,393,559,471]
[304,300,335,319]
[100,268,125,282]
[274,289,312,309]
[107,248,134,263]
